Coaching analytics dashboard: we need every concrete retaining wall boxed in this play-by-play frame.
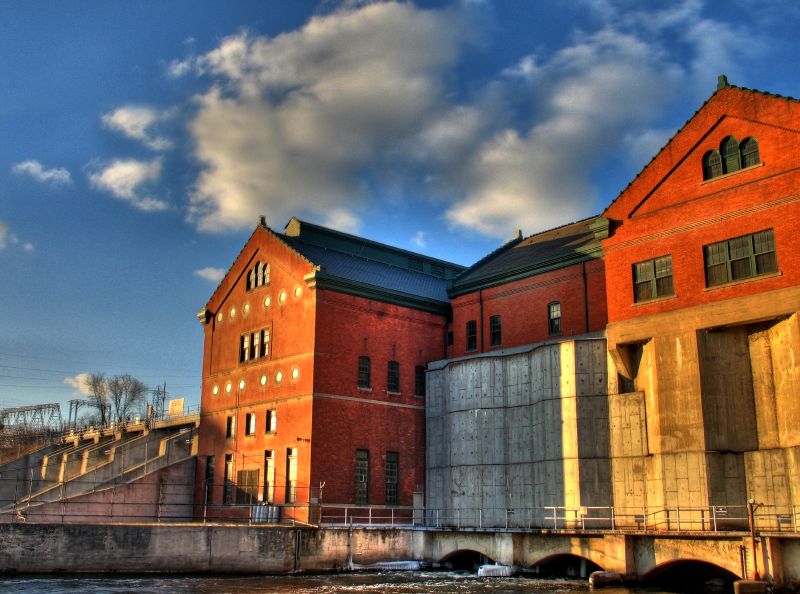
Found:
[0,524,416,574]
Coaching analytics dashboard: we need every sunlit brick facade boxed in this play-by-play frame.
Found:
[194,217,462,520]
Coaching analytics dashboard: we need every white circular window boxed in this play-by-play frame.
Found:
[279,290,287,303]
[264,296,272,308]
[216,312,223,323]
[239,379,246,390]
[212,385,219,396]
[294,286,302,298]
[225,382,232,393]
[260,375,267,386]
[275,371,283,383]
[291,367,299,380]
[243,303,250,316]
[229,307,236,319]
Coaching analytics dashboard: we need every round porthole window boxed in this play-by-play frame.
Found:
[225,382,232,393]
[243,303,250,316]
[260,375,267,386]
[264,296,271,308]
[212,385,219,396]
[279,290,287,303]
[216,312,223,323]
[229,307,236,319]
[294,286,302,298]
[239,379,246,390]
[291,367,299,380]
[275,371,283,383]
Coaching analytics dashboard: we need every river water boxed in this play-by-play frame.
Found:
[0,572,681,594]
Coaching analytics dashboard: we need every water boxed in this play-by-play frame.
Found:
[0,572,675,594]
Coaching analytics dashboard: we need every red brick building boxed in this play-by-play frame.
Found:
[447,217,608,358]
[601,78,800,518]
[195,217,463,519]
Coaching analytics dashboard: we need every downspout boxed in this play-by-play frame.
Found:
[582,262,590,334]
[479,289,485,352]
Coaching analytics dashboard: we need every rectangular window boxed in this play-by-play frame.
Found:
[226,415,235,439]
[489,315,502,347]
[263,450,275,503]
[387,360,400,393]
[239,334,250,363]
[704,229,777,287]
[414,365,426,397]
[239,326,271,363]
[447,330,454,346]
[355,449,370,505]
[245,412,256,436]
[223,453,233,505]
[285,447,298,504]
[466,320,477,352]
[236,469,259,504]
[358,356,371,389]
[385,451,399,506]
[266,409,277,433]
[205,455,215,505]
[548,302,561,336]
[633,255,675,302]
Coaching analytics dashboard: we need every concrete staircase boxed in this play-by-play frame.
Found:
[0,424,196,513]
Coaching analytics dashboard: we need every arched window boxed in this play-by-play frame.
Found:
[247,268,256,291]
[256,262,264,286]
[702,150,723,180]
[246,261,270,291]
[740,137,760,168]
[720,136,741,174]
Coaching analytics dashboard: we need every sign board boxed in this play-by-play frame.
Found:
[167,397,185,416]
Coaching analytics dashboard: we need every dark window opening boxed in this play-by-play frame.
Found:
[387,360,400,393]
[358,356,371,389]
[721,135,741,174]
[633,255,674,303]
[355,449,370,505]
[226,415,235,439]
[415,365,426,397]
[548,302,561,336]
[489,315,502,347]
[223,453,233,504]
[236,469,259,504]
[466,320,477,352]
[385,451,399,506]
[705,229,777,287]
[245,412,256,436]
[285,448,297,503]
[702,150,722,180]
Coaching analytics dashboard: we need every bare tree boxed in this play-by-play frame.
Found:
[86,372,110,426]
[107,374,148,423]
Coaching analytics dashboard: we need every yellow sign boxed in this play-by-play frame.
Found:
[167,397,185,416]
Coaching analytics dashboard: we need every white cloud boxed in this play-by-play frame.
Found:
[184,2,472,233]
[0,220,34,252]
[101,106,173,150]
[411,231,428,249]
[88,158,168,212]
[167,0,770,239]
[12,160,72,186]
[194,267,226,283]
[64,373,92,396]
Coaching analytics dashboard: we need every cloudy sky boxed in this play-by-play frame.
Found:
[2,0,798,414]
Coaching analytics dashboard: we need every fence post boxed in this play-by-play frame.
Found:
[712,506,717,532]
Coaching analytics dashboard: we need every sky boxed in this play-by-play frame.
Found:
[2,0,799,417]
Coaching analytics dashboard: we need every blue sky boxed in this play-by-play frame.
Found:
[2,0,798,416]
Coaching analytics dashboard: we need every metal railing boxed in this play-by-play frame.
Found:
[422,504,800,533]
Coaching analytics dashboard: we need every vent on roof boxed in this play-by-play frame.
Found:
[408,258,424,272]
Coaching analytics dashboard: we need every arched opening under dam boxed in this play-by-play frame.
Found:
[439,549,495,571]
[529,554,603,578]
[641,559,741,592]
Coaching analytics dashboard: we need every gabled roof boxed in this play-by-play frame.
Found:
[449,216,608,297]
[603,77,800,219]
[199,216,467,320]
